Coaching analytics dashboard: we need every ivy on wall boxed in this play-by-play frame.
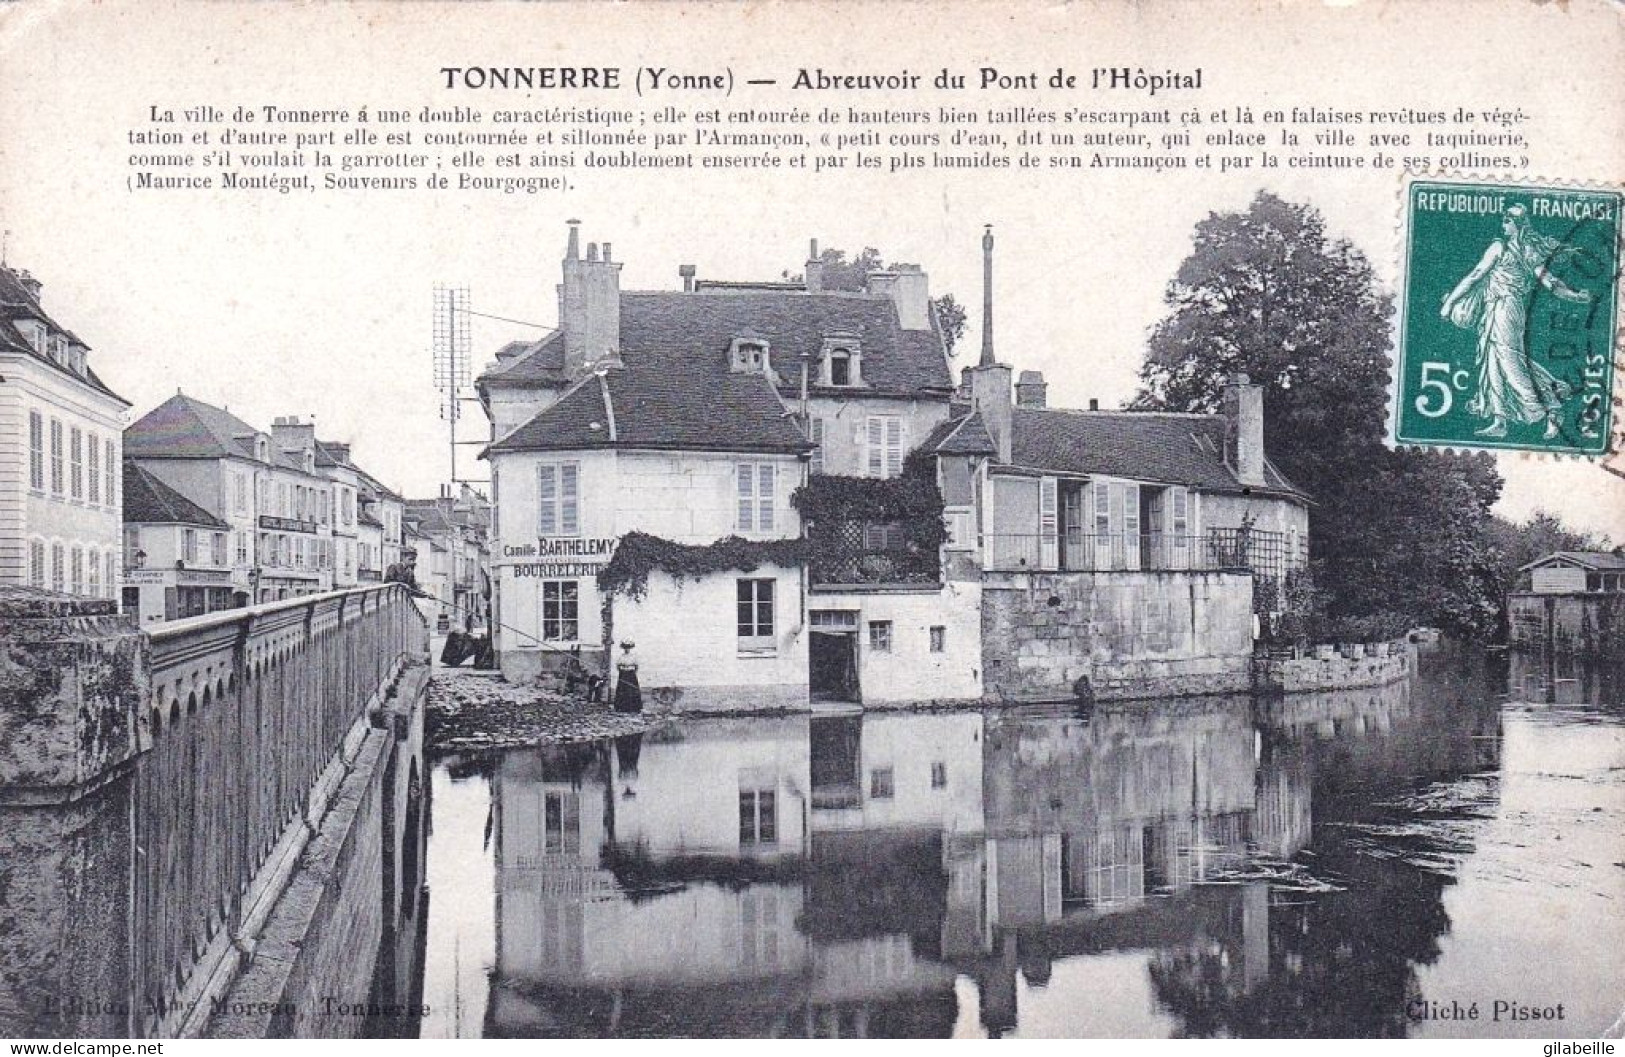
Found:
[790,453,949,551]
[596,531,809,600]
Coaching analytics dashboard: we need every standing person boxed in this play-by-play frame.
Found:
[613,640,643,714]
[1440,204,1592,439]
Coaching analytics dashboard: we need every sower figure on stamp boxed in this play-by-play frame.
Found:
[1440,204,1593,439]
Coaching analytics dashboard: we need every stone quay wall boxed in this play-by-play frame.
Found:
[981,570,1255,702]
[1252,639,1416,695]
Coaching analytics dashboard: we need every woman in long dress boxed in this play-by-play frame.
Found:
[1439,205,1592,439]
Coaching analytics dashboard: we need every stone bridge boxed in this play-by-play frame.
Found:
[0,584,430,1038]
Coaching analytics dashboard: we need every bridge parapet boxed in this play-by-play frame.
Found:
[0,583,428,1037]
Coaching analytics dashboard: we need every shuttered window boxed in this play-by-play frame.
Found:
[104,440,115,510]
[29,412,44,490]
[865,416,903,478]
[737,462,777,532]
[538,462,580,536]
[50,419,63,495]
[88,438,101,504]
[69,428,82,500]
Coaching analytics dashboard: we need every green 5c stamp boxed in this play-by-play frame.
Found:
[1393,177,1621,454]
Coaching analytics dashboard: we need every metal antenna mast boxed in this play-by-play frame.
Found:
[432,284,471,484]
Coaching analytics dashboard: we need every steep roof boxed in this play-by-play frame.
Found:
[620,290,953,396]
[1520,550,1625,573]
[924,409,998,456]
[123,463,229,528]
[479,330,569,389]
[0,265,128,405]
[125,393,262,459]
[1008,407,1308,501]
[486,357,813,457]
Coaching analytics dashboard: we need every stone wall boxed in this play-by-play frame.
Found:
[1252,640,1415,694]
[981,570,1255,702]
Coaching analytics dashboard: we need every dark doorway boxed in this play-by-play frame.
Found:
[810,630,859,702]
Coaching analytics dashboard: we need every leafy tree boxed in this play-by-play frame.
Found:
[1482,511,1614,599]
[1133,192,1506,638]
[787,247,968,355]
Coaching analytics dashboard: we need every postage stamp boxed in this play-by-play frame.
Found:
[1392,176,1622,456]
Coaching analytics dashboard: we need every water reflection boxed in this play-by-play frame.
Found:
[420,649,1625,1039]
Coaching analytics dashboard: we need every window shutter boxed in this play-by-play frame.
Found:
[885,418,903,478]
[560,463,579,535]
[809,418,824,475]
[538,464,557,535]
[866,417,884,477]
[1039,477,1058,569]
[758,464,775,531]
[737,463,754,531]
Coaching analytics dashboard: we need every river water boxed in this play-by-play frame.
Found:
[409,647,1624,1039]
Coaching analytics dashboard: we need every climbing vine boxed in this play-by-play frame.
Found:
[790,454,949,553]
[596,531,809,600]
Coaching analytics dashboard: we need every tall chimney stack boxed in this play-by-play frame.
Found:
[804,238,823,292]
[679,264,696,293]
[980,225,995,367]
[969,225,1013,463]
[557,222,622,377]
[1223,373,1266,487]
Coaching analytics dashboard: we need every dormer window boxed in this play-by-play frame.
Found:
[820,334,863,387]
[255,436,270,463]
[729,337,771,374]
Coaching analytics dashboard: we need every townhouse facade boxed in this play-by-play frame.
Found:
[1,264,130,598]
[479,224,1309,709]
[123,397,405,617]
[121,462,235,623]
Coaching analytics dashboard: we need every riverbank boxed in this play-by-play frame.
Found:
[426,669,669,750]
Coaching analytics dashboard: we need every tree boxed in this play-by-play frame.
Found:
[1482,510,1614,600]
[788,247,968,355]
[1134,192,1506,638]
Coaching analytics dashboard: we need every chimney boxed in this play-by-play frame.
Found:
[1016,370,1047,409]
[980,225,995,367]
[866,264,931,331]
[968,225,1013,463]
[15,269,42,301]
[557,221,622,376]
[271,414,316,455]
[1223,373,1266,487]
[804,238,823,293]
[958,366,974,402]
[1088,398,1099,411]
[679,264,696,293]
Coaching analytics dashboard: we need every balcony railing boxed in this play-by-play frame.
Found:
[986,529,1307,578]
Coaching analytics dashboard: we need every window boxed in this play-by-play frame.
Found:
[211,532,226,567]
[739,787,777,845]
[87,548,100,596]
[234,473,248,515]
[931,762,948,788]
[542,580,579,641]
[865,416,903,478]
[538,462,580,536]
[829,349,852,386]
[236,531,248,564]
[29,412,44,490]
[182,529,197,563]
[104,439,114,509]
[1170,485,1189,545]
[87,438,100,504]
[869,620,893,653]
[68,428,83,500]
[863,522,904,551]
[124,526,140,567]
[869,767,895,799]
[342,489,354,525]
[51,542,65,592]
[809,417,825,475]
[544,790,581,854]
[930,625,946,652]
[104,552,115,597]
[49,419,63,494]
[736,462,776,532]
[737,578,775,650]
[70,546,83,595]
[29,540,45,588]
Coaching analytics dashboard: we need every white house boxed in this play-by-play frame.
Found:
[1,264,130,597]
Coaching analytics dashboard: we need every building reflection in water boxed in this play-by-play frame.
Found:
[470,654,1516,1038]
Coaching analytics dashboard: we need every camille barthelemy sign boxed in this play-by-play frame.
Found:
[504,537,616,578]
[1392,176,1621,456]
